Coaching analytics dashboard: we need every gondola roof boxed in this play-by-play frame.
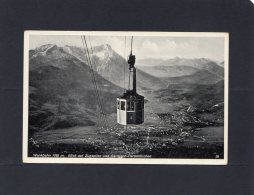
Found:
[118,90,144,100]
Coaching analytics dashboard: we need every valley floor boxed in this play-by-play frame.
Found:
[28,86,224,159]
[29,125,223,159]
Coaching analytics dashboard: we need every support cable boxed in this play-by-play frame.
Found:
[84,36,108,129]
[81,36,108,129]
[87,36,109,128]
[80,36,103,127]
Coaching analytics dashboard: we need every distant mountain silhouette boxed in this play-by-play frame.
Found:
[138,65,200,77]
[164,69,222,85]
[136,58,164,66]
[159,57,224,77]
[138,57,224,80]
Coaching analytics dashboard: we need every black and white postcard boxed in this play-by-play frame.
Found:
[23,31,228,164]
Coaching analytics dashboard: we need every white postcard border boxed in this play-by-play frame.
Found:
[23,31,229,165]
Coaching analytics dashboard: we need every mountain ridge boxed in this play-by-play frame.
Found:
[30,44,224,87]
[29,44,122,133]
[164,69,222,85]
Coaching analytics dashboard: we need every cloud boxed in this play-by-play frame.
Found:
[133,37,224,61]
[136,39,198,59]
[141,40,160,52]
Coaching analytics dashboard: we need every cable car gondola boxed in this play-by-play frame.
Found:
[117,37,144,125]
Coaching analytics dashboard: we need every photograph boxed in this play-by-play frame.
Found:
[23,31,228,164]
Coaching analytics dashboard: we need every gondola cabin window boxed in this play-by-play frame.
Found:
[121,101,126,111]
[127,101,135,112]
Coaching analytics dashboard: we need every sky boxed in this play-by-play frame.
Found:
[29,35,225,62]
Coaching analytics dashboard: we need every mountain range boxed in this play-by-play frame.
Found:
[138,57,224,82]
[29,43,224,132]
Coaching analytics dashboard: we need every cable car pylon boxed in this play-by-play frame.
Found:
[117,37,144,125]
